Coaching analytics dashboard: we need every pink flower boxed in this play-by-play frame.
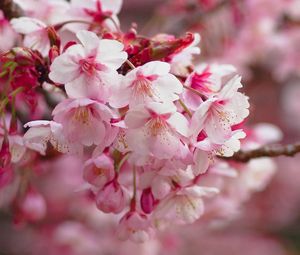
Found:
[49,30,127,101]
[10,17,50,56]
[125,102,189,160]
[83,154,115,188]
[109,61,182,108]
[95,180,128,214]
[190,75,249,145]
[183,64,236,110]
[153,186,219,228]
[195,130,246,157]
[117,211,154,243]
[52,98,114,147]
[24,120,78,155]
[14,0,70,25]
[67,0,123,32]
[140,188,155,214]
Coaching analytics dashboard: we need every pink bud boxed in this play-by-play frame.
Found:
[96,181,127,214]
[140,188,155,214]
[49,46,60,63]
[0,137,11,168]
[83,155,115,188]
[20,189,47,221]
[117,211,153,243]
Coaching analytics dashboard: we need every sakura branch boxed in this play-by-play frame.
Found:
[225,142,300,163]
[0,0,23,20]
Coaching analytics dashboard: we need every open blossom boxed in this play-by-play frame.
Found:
[117,211,154,243]
[67,0,123,32]
[190,75,249,145]
[10,17,50,56]
[23,120,78,155]
[83,154,115,188]
[14,0,70,25]
[183,64,236,111]
[153,186,219,228]
[195,129,247,157]
[109,61,182,108]
[49,30,127,101]
[125,102,189,160]
[52,98,114,147]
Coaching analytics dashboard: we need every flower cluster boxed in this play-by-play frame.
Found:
[0,0,253,243]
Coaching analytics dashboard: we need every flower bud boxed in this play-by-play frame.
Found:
[96,181,127,214]
[140,188,155,214]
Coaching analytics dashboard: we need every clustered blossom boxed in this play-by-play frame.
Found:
[1,0,278,245]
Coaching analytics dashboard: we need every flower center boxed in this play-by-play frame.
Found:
[93,166,105,176]
[132,77,154,98]
[80,58,97,76]
[146,117,168,136]
[73,107,90,125]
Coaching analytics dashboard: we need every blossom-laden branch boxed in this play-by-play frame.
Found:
[0,0,23,20]
[224,142,300,163]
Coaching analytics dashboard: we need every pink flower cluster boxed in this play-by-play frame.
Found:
[0,0,254,243]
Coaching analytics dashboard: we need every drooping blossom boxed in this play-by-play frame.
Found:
[52,98,115,147]
[117,211,154,243]
[83,154,115,188]
[153,186,219,228]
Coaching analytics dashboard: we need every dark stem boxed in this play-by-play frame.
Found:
[0,0,23,20]
[222,142,300,163]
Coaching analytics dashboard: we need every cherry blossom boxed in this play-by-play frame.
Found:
[1,0,290,248]
[95,180,128,214]
[49,30,127,101]
[109,61,182,108]
[83,154,115,188]
[153,186,219,228]
[10,17,50,56]
[66,0,123,32]
[125,102,189,160]
[117,211,154,243]
[52,98,115,147]
[190,75,249,145]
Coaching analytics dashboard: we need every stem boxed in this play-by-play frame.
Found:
[222,142,300,163]
[116,152,130,173]
[126,60,136,70]
[183,85,204,97]
[106,16,122,33]
[130,166,137,211]
[0,87,24,113]
[178,99,192,117]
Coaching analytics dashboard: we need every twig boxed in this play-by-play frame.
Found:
[222,142,300,163]
[0,0,23,20]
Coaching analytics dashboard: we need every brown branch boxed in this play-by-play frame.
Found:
[0,0,23,20]
[222,142,300,163]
